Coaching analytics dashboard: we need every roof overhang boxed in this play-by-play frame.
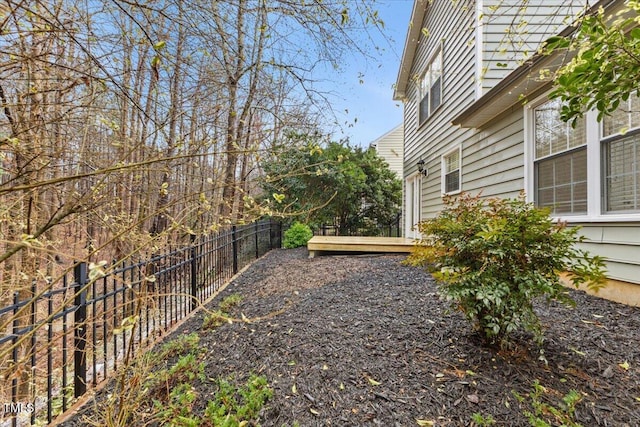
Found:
[451,53,566,128]
[393,0,429,101]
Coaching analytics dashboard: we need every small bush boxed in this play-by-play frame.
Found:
[219,293,243,312]
[513,381,583,427]
[407,193,606,348]
[204,374,273,426]
[283,222,313,248]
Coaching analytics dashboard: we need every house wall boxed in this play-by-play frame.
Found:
[372,124,404,178]
[403,0,476,219]
[467,110,640,286]
[478,0,587,95]
[403,0,582,221]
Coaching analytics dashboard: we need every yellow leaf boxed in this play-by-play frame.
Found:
[339,382,345,390]
[367,376,381,386]
[416,419,434,426]
[619,361,630,371]
[291,384,297,394]
[310,408,319,415]
[635,397,640,402]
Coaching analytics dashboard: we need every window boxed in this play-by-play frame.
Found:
[602,96,640,213]
[419,49,442,124]
[532,99,587,215]
[526,94,640,220]
[442,147,461,194]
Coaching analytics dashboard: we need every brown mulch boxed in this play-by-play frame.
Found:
[64,247,640,426]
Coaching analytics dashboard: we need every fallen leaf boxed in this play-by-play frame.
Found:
[310,408,319,415]
[291,384,297,394]
[569,346,585,356]
[339,382,345,390]
[367,376,381,386]
[635,397,640,402]
[322,364,329,370]
[619,361,630,371]
[466,394,479,404]
[416,420,434,426]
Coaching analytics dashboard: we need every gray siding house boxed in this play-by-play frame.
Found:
[394,0,640,300]
[370,124,404,178]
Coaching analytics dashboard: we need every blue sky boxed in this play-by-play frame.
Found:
[328,0,414,147]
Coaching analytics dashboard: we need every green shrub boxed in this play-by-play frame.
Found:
[407,193,606,348]
[283,222,313,248]
[513,381,583,427]
[204,374,273,426]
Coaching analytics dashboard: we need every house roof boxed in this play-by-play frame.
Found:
[393,0,429,101]
[452,0,619,129]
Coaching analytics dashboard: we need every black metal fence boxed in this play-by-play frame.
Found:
[0,219,281,426]
[315,213,402,237]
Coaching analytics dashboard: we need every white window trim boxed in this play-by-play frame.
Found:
[524,93,640,223]
[441,145,462,196]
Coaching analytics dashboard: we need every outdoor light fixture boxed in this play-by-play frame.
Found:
[417,158,428,176]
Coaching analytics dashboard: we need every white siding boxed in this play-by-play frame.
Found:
[479,0,586,94]
[372,124,404,178]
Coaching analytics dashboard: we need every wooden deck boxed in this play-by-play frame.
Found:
[307,236,415,258]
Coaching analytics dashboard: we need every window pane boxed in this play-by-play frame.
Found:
[445,170,459,193]
[534,99,585,159]
[418,49,442,123]
[604,134,640,212]
[604,95,640,137]
[538,188,554,209]
[537,159,554,188]
[430,76,442,112]
[631,95,640,130]
[431,52,442,81]
[420,95,429,124]
[534,148,587,215]
[569,117,586,149]
[445,150,459,173]
[603,104,629,137]
[421,72,430,96]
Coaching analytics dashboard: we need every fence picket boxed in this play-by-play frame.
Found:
[0,219,281,426]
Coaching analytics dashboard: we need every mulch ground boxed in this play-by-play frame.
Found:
[63,247,640,426]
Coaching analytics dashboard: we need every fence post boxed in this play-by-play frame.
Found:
[255,221,259,259]
[73,262,87,398]
[190,234,198,311]
[232,225,238,274]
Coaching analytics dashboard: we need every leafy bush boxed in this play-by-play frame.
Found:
[283,222,313,248]
[204,374,273,426]
[513,381,583,427]
[407,193,606,348]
